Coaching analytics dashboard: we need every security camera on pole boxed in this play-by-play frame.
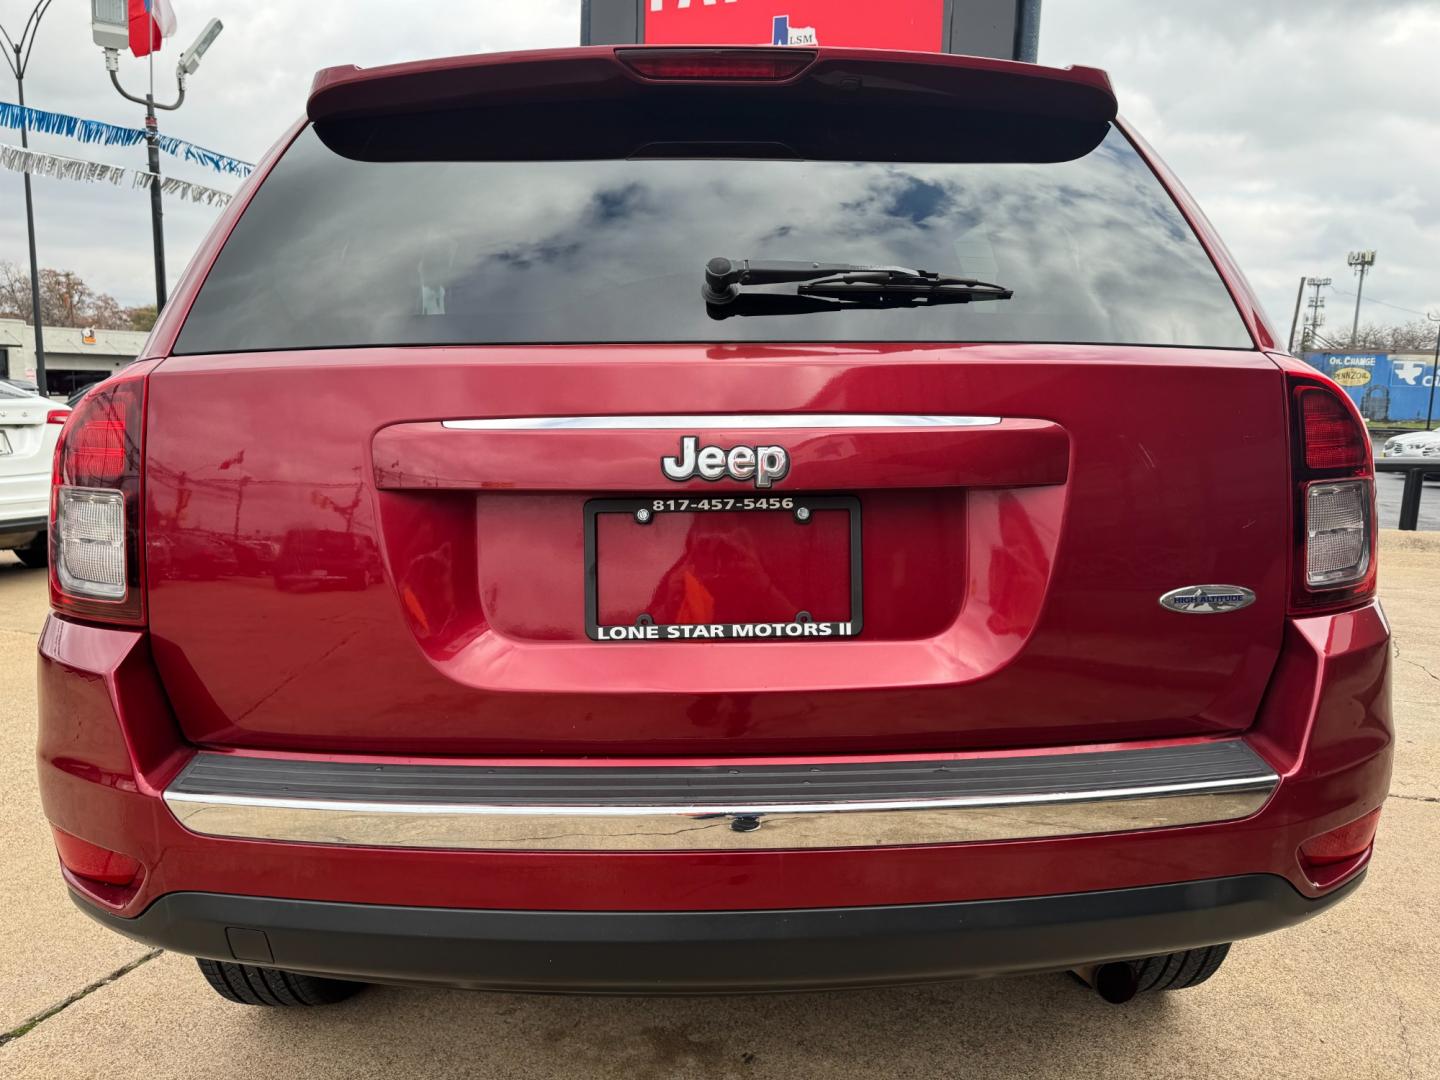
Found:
[90,2,223,312]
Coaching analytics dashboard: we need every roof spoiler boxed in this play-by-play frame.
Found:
[307,45,1116,126]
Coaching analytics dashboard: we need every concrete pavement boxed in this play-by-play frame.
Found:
[1,536,1436,1080]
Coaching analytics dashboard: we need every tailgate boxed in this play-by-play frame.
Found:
[142,346,1288,755]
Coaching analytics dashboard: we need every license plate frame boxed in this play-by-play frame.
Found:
[0,430,11,456]
[584,495,862,643]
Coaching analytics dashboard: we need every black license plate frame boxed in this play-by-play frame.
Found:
[584,495,863,643]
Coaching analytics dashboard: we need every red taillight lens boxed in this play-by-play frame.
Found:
[49,375,146,625]
[1299,387,1368,470]
[51,827,141,887]
[46,409,69,425]
[67,417,129,486]
[618,48,816,81]
[1300,808,1381,867]
[1287,373,1376,614]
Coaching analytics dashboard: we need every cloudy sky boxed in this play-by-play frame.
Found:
[2,0,1437,343]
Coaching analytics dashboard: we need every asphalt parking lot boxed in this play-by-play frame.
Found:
[1,536,1437,1080]
[1376,471,1440,531]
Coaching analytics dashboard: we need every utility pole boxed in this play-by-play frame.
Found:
[1346,250,1376,347]
[91,7,224,312]
[1287,275,1306,354]
[1426,312,1440,433]
[0,1,54,395]
[104,47,179,309]
[1301,277,1331,354]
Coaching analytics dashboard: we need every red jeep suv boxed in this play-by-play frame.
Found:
[38,46,1391,1007]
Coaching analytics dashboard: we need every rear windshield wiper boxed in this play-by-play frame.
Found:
[701,257,1013,316]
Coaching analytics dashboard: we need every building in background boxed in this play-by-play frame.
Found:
[1303,352,1438,424]
[0,318,146,398]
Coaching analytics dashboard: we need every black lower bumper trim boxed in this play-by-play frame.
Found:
[73,873,1362,993]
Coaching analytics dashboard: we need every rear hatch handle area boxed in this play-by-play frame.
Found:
[373,414,1068,492]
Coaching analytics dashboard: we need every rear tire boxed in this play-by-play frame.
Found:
[1132,942,1231,992]
[196,958,364,1006]
[1072,943,1232,1003]
[11,534,47,568]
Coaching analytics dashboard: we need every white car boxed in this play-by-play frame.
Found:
[0,382,68,567]
[1380,430,1440,458]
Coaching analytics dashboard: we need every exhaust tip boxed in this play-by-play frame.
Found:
[1072,962,1140,1004]
[1092,962,1140,1004]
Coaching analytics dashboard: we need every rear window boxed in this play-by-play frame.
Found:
[174,124,1252,354]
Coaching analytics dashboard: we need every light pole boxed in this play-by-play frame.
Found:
[1301,277,1331,354]
[0,0,55,394]
[1346,250,1376,347]
[1426,312,1439,433]
[90,6,223,311]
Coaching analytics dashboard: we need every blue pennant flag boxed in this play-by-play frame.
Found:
[0,101,253,178]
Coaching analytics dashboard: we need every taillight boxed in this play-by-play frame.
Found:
[1287,373,1376,614]
[1298,389,1367,470]
[618,48,816,82]
[49,375,146,625]
[46,409,69,425]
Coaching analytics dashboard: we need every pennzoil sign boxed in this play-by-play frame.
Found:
[1325,355,1375,387]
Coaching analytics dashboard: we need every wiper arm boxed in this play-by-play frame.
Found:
[705,291,1007,321]
[702,257,1012,309]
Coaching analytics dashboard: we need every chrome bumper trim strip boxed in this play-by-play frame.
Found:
[440,414,1003,431]
[164,773,1278,852]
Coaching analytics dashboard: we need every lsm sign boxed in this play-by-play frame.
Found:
[581,0,1041,61]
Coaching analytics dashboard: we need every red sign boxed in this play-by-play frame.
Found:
[643,0,945,52]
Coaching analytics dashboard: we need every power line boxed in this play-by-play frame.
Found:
[1326,286,1431,319]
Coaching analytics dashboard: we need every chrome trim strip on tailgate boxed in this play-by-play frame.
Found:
[441,414,1003,431]
[164,742,1279,852]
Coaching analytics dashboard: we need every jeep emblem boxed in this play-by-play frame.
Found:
[661,436,789,489]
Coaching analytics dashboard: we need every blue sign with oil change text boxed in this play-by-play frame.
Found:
[1304,353,1437,422]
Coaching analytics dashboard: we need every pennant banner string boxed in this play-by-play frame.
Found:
[0,143,235,207]
[0,101,253,177]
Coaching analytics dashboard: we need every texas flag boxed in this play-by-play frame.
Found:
[129,0,178,59]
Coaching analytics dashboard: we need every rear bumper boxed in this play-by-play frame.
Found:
[161,740,1279,851]
[72,873,1360,992]
[37,601,1392,934]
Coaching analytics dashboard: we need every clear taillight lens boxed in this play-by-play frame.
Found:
[1288,374,1376,614]
[55,488,128,599]
[1305,481,1371,587]
[49,375,146,625]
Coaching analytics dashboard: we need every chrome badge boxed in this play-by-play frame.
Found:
[1159,585,1256,614]
[661,436,789,488]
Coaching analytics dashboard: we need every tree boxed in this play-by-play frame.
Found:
[126,304,158,332]
[0,261,137,331]
[1340,320,1439,353]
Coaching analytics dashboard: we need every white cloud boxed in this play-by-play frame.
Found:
[1042,0,1440,338]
